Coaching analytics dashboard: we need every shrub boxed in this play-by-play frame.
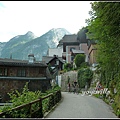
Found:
[1,83,61,118]
[74,54,85,68]
[78,67,93,89]
[63,63,73,71]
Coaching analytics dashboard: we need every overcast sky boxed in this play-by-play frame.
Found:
[0,1,93,42]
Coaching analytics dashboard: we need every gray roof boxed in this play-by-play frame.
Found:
[72,49,85,54]
[42,56,64,64]
[0,58,47,67]
[60,34,78,43]
[42,56,54,64]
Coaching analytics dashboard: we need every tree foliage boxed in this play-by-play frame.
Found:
[77,27,88,41]
[86,2,120,116]
[77,67,93,88]
[63,63,73,71]
[1,83,61,118]
[86,2,120,87]
[74,54,85,68]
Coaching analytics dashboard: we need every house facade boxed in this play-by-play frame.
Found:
[47,48,63,57]
[0,55,52,102]
[57,34,80,63]
[42,55,64,71]
[66,45,80,63]
[88,40,97,65]
[42,55,64,86]
[57,33,89,64]
[44,28,98,68]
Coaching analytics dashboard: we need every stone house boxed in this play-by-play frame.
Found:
[0,54,52,102]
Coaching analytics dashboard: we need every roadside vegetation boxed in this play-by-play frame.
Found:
[86,2,120,117]
[0,82,61,117]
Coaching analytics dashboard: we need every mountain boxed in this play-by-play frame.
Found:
[1,31,37,60]
[0,42,6,56]
[41,28,71,48]
[0,28,71,60]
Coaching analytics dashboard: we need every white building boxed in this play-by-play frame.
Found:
[48,48,63,57]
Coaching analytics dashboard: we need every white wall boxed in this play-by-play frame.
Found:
[48,48,63,57]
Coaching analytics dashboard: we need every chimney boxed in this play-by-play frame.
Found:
[28,54,35,63]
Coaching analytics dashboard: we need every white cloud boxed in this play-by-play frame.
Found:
[0,1,93,42]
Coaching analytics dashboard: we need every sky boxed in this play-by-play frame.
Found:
[0,1,93,42]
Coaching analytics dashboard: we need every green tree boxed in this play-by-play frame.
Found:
[77,67,93,88]
[77,27,88,42]
[77,68,86,88]
[86,2,120,87]
[63,63,73,71]
[86,2,120,116]
[74,54,85,68]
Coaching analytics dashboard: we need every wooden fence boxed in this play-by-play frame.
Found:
[0,90,61,118]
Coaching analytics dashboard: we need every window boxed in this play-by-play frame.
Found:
[0,68,8,76]
[17,69,26,77]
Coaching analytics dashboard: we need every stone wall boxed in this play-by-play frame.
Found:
[0,79,51,102]
[60,71,77,92]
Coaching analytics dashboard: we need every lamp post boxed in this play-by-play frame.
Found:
[56,59,59,85]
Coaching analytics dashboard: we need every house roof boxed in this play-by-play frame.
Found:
[72,49,85,54]
[0,58,47,67]
[57,42,63,47]
[42,55,64,64]
[60,34,78,43]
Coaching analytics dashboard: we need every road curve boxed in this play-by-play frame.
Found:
[45,92,118,118]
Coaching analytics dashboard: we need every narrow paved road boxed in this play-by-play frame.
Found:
[45,92,118,118]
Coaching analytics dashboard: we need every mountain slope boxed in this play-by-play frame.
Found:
[40,28,71,48]
[1,31,37,59]
[0,42,6,56]
[0,28,71,60]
